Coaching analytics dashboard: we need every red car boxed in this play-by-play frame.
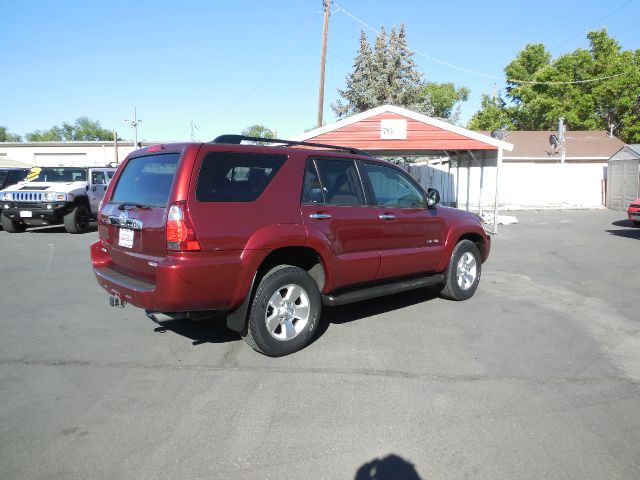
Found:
[91,135,490,356]
[629,198,640,226]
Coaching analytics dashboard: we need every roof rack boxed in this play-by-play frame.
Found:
[211,134,371,157]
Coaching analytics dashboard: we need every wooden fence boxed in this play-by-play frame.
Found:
[401,164,456,206]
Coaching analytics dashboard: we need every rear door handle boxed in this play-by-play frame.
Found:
[379,214,396,220]
[309,213,332,219]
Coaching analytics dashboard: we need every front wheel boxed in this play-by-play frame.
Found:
[243,265,321,357]
[63,205,90,234]
[0,214,26,233]
[440,239,482,301]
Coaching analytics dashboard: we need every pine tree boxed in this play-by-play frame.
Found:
[332,24,437,119]
[332,30,375,118]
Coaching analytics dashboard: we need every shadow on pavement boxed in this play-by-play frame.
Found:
[355,454,422,480]
[153,315,241,346]
[611,219,639,228]
[152,288,440,347]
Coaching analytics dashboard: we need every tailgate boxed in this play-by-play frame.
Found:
[99,152,182,282]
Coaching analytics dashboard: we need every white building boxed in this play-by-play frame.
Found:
[0,141,155,168]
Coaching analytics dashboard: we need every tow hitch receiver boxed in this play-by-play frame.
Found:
[109,295,126,308]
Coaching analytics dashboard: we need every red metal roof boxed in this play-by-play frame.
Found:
[292,105,513,153]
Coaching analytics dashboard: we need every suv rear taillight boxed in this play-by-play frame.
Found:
[166,202,201,251]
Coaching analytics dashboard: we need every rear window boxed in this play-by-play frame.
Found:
[110,153,179,207]
[196,152,286,202]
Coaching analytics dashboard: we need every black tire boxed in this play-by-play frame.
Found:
[63,205,90,234]
[1,213,26,233]
[440,239,482,301]
[243,265,321,357]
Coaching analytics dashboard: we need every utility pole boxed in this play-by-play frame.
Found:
[190,121,199,141]
[316,0,331,128]
[124,107,142,149]
[113,131,119,165]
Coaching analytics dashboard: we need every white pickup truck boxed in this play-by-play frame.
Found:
[0,166,115,233]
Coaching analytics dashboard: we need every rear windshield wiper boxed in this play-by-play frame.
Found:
[117,202,151,210]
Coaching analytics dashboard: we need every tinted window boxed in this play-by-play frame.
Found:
[0,171,7,186]
[301,160,325,204]
[26,167,87,182]
[196,152,285,202]
[111,153,179,207]
[362,163,425,208]
[313,158,366,206]
[91,171,106,184]
[7,170,25,184]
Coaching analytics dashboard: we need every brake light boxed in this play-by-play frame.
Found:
[166,202,200,251]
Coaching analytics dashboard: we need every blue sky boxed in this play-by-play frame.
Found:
[2,0,639,142]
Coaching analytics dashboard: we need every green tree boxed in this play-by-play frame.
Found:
[0,126,22,142]
[241,124,276,144]
[467,94,515,131]
[468,29,640,143]
[419,82,470,122]
[332,24,447,119]
[26,117,114,141]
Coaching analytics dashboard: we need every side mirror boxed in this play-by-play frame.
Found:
[426,188,440,208]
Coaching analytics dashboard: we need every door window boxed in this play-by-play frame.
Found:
[307,158,366,206]
[362,163,425,208]
[91,171,107,185]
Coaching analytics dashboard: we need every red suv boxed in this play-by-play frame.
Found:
[91,135,490,356]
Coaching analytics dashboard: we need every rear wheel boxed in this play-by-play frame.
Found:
[1,214,26,233]
[440,239,482,301]
[243,265,321,357]
[64,205,90,234]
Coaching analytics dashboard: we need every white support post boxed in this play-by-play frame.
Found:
[455,151,460,208]
[479,152,485,217]
[466,152,471,211]
[492,148,503,234]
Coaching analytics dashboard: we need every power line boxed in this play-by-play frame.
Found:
[550,0,634,52]
[205,10,323,126]
[333,2,635,87]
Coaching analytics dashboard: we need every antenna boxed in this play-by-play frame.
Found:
[491,129,505,140]
[190,121,199,141]
[124,107,142,148]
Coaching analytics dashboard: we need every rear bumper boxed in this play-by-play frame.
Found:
[91,240,256,313]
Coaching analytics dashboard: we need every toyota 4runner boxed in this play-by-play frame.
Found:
[91,136,490,356]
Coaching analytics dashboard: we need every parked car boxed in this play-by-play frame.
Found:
[0,168,29,190]
[91,135,490,356]
[0,168,29,223]
[1,166,115,233]
[628,198,640,226]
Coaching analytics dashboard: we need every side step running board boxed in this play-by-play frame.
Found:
[322,274,444,307]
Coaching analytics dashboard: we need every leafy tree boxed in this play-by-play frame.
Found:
[0,126,22,142]
[468,29,640,143]
[26,117,114,141]
[419,82,470,122]
[467,94,515,131]
[241,124,276,144]
[333,24,452,119]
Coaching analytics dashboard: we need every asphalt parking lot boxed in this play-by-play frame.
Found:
[1,209,639,480]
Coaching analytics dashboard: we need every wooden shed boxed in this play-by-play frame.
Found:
[607,145,640,211]
[291,105,513,233]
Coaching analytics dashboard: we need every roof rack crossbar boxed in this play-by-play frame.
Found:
[210,134,371,157]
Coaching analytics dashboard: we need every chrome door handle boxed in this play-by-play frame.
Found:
[309,213,332,219]
[379,214,396,220]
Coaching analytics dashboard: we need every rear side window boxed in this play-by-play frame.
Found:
[110,153,179,207]
[196,152,285,202]
[310,158,366,206]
